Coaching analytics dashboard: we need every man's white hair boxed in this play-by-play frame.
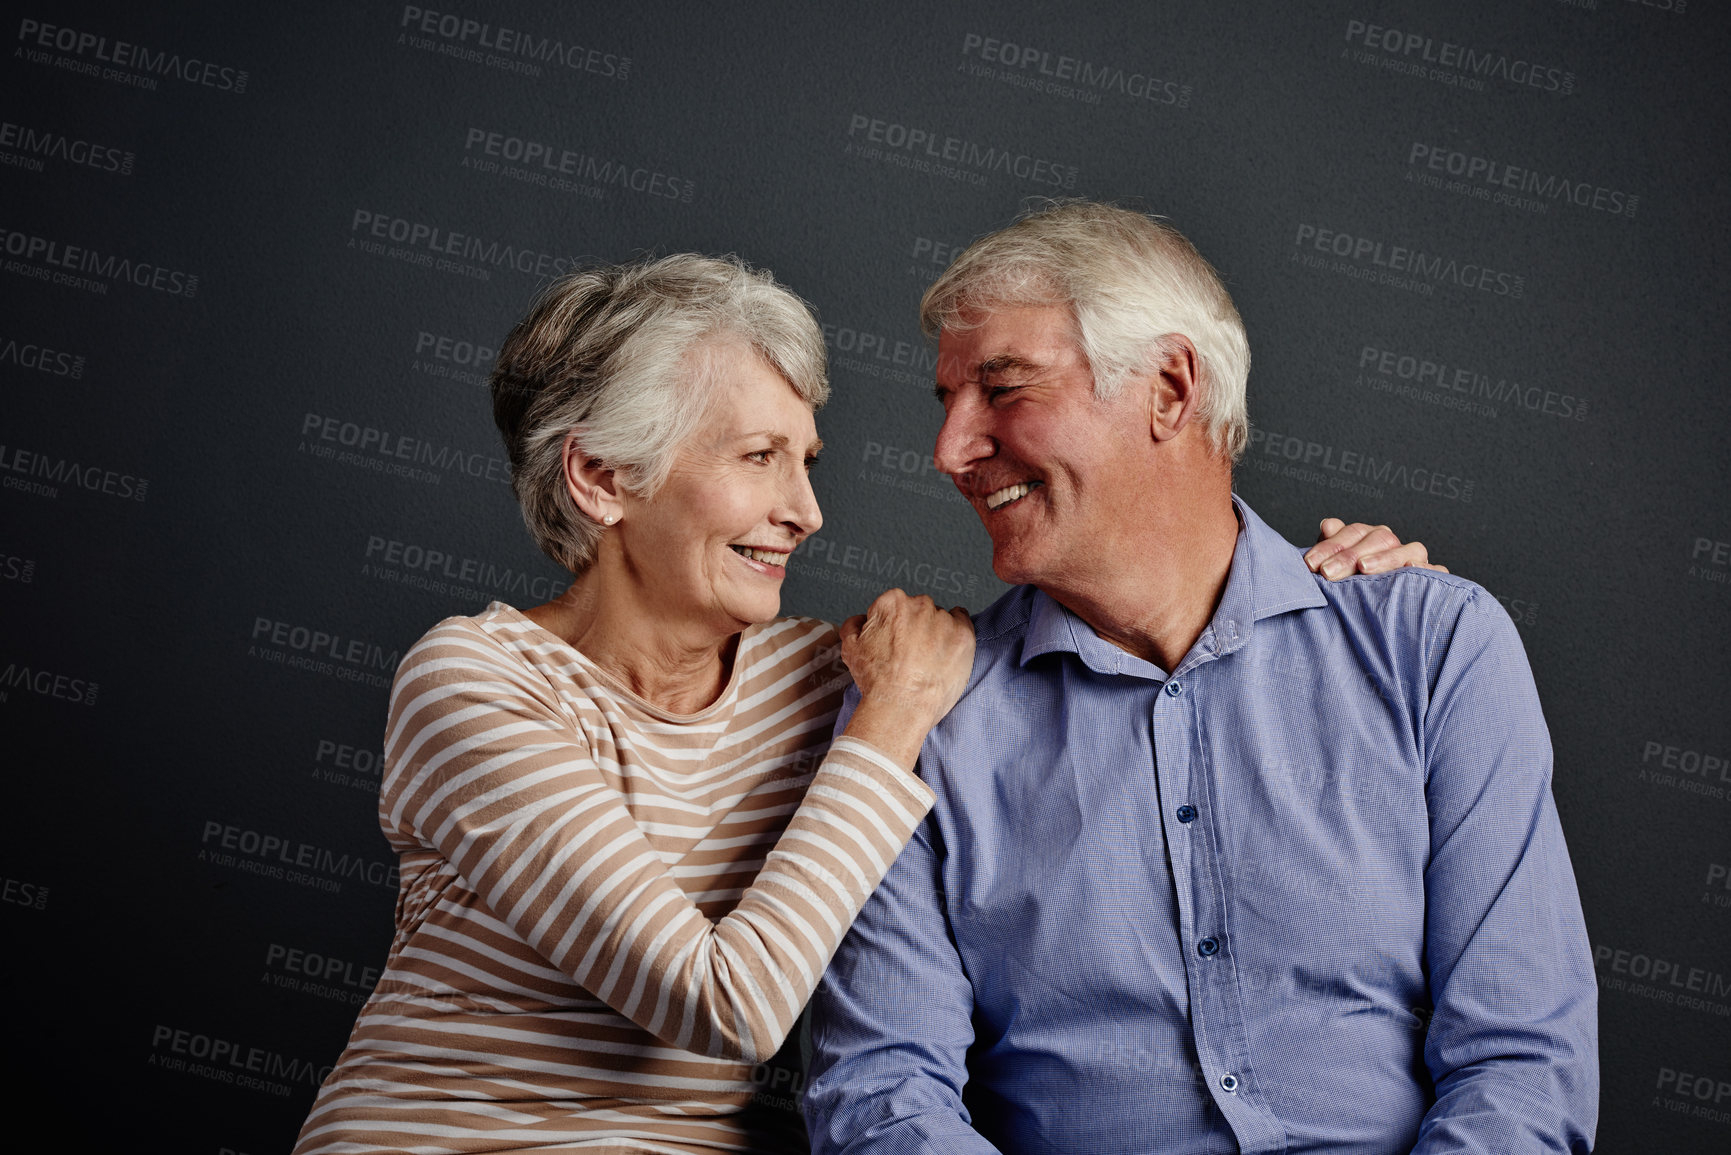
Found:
[920,200,1250,461]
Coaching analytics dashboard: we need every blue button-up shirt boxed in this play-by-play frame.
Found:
[805,496,1597,1154]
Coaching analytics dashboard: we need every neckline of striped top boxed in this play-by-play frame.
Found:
[478,599,770,725]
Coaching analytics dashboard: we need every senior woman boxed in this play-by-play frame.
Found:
[294,254,1430,1154]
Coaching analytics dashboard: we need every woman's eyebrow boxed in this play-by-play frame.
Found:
[735,431,824,453]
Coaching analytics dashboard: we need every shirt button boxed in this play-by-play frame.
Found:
[1164,679,1184,697]
[1220,1073,1239,1093]
[1197,936,1220,957]
[1176,805,1197,823]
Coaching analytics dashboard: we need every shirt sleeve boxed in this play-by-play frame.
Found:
[379,620,935,1064]
[804,687,1002,1155]
[1412,590,1599,1153]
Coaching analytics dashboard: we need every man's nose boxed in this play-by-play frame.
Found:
[933,398,993,477]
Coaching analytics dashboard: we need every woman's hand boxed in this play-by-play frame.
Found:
[1304,518,1449,580]
[838,589,976,769]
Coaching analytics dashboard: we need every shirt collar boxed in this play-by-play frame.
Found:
[1019,494,1327,676]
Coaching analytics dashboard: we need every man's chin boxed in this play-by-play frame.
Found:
[987,543,1039,588]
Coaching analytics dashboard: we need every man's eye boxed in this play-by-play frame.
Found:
[988,385,1020,401]
[805,455,821,472]
[747,450,773,463]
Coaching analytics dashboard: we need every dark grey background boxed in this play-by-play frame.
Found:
[4,1,1727,1150]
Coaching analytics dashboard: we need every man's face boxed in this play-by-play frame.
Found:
[932,304,1151,590]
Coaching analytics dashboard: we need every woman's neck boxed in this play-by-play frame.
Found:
[524,567,740,715]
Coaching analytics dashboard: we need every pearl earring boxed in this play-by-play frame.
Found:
[604,514,616,525]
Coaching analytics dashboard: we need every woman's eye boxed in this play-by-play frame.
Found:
[747,450,773,463]
[804,456,820,472]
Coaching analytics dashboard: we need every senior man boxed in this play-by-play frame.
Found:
[804,202,1597,1154]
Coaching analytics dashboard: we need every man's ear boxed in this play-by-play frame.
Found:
[561,432,624,525]
[1149,335,1200,443]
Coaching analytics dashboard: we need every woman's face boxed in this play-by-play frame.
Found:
[614,341,824,638]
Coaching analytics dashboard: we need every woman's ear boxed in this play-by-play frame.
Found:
[561,432,624,526]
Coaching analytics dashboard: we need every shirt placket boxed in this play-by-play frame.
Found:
[1152,644,1286,1154]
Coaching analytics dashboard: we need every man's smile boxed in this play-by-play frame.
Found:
[984,480,1043,511]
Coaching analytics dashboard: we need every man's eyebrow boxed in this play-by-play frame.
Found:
[977,354,1042,377]
[932,354,1043,400]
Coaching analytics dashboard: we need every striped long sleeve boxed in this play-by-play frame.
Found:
[379,622,933,1062]
[295,604,933,1155]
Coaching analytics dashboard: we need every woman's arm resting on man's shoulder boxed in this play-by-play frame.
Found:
[379,623,937,1065]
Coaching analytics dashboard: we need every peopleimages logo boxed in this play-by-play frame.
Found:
[1343,18,1574,94]
[299,410,512,486]
[0,226,198,297]
[1293,223,1524,298]
[462,127,694,202]
[845,114,1079,190]
[0,333,86,379]
[0,658,99,706]
[1625,0,1687,15]
[16,18,249,92]
[397,6,629,80]
[350,209,579,281]
[1407,143,1638,218]
[957,32,1190,108]
[0,442,148,502]
[1246,426,1475,503]
[909,235,964,279]
[362,533,570,603]
[791,534,979,598]
[200,819,401,891]
[0,120,134,176]
[2,874,49,911]
[1357,344,1587,422]
[149,1024,332,1097]
[1595,943,1731,1017]
[413,328,494,386]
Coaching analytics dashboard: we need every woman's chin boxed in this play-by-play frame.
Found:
[744,594,784,625]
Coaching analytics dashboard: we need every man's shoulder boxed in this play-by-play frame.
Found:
[969,583,1040,652]
[902,586,1039,778]
[1292,561,1531,706]
[1310,561,1504,636]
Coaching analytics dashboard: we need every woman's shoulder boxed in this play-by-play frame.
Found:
[742,614,841,664]
[400,602,528,662]
[735,615,849,707]
[387,603,565,705]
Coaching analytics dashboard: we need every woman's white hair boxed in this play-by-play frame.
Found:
[920,200,1250,461]
[491,253,829,575]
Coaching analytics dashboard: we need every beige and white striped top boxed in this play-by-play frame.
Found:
[293,601,933,1154]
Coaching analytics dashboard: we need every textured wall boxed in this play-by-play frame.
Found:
[4,2,1727,1150]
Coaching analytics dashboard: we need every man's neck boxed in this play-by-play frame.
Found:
[1040,487,1240,675]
